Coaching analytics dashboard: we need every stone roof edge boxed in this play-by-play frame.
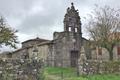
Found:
[22,38,50,44]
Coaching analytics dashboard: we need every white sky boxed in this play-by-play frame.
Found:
[0,0,120,52]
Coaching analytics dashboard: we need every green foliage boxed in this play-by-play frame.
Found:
[0,16,18,49]
[45,67,75,74]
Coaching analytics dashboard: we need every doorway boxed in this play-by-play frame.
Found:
[70,50,79,67]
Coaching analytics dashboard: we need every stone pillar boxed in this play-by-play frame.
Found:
[78,46,87,75]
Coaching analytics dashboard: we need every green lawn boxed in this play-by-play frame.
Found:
[44,67,120,80]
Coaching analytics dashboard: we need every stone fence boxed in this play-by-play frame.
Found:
[0,58,44,80]
[79,60,120,75]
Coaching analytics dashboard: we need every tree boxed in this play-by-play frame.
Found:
[87,5,120,60]
[0,16,18,49]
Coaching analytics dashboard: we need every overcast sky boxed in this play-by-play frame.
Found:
[0,0,120,51]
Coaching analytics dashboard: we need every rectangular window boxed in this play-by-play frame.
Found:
[117,46,120,55]
[75,28,77,32]
[98,48,102,55]
[69,27,71,31]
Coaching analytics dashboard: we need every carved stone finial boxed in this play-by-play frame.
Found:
[71,2,74,6]
[71,2,75,10]
[67,7,70,12]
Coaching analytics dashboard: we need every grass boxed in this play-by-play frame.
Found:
[44,67,77,80]
[44,67,120,80]
[86,74,120,80]
[45,67,76,76]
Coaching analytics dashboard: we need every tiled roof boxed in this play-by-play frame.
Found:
[22,37,50,44]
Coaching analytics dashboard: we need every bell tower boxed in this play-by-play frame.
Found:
[63,3,82,67]
[64,3,82,34]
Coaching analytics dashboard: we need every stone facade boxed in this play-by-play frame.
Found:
[91,32,120,61]
[53,3,82,67]
[12,39,53,61]
[91,43,120,61]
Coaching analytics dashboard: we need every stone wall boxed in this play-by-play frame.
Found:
[79,60,120,75]
[12,48,29,59]
[0,58,43,80]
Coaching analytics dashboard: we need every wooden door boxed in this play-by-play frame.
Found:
[70,50,79,67]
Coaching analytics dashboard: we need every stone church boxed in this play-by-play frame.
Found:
[1,3,90,67]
